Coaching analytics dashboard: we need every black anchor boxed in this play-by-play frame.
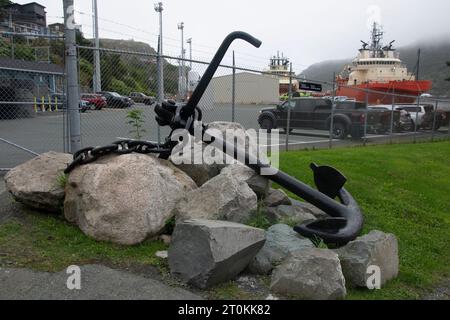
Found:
[155,31,364,246]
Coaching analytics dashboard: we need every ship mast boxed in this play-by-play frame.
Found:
[370,22,384,58]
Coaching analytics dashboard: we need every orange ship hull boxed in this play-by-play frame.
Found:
[336,80,432,104]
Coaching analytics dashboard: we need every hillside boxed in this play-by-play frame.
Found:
[300,39,450,96]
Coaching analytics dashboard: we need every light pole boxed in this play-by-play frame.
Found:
[154,2,164,104]
[92,0,101,92]
[178,22,185,99]
[186,37,192,68]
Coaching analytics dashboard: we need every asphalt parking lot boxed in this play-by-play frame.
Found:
[1,102,449,169]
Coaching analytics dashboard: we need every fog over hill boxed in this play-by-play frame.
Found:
[299,37,450,97]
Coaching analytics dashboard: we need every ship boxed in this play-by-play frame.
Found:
[266,52,298,95]
[336,23,432,104]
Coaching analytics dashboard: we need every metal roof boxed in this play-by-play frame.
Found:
[0,58,64,75]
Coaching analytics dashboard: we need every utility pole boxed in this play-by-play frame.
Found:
[416,48,421,80]
[178,22,185,99]
[154,2,164,104]
[92,0,101,92]
[64,0,82,153]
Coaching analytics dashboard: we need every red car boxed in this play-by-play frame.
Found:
[81,94,107,110]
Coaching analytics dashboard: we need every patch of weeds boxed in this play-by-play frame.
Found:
[247,201,271,230]
[126,109,146,139]
[56,173,68,189]
[164,216,176,235]
[311,236,329,249]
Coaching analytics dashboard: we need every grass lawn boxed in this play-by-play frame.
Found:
[279,140,450,299]
[0,140,449,300]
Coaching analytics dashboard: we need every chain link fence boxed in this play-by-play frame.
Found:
[0,33,67,170]
[2,35,450,170]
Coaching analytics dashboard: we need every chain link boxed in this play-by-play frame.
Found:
[64,140,173,174]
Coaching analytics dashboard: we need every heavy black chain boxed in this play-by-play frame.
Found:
[64,140,173,174]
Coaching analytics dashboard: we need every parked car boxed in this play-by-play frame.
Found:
[395,104,430,129]
[81,93,107,110]
[98,91,133,109]
[258,98,400,139]
[369,105,414,132]
[129,92,155,105]
[50,94,90,113]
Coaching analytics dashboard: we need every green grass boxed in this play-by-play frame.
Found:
[0,213,168,273]
[278,140,450,299]
[0,140,449,300]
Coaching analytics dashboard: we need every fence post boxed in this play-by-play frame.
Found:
[363,84,369,146]
[390,90,395,145]
[431,100,439,142]
[64,0,82,153]
[329,73,336,149]
[232,51,236,123]
[414,96,420,144]
[285,63,293,152]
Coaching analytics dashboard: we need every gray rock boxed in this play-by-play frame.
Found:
[171,142,223,187]
[335,230,399,288]
[174,167,258,224]
[168,219,266,289]
[265,189,292,207]
[271,248,347,300]
[221,164,270,198]
[64,154,197,245]
[207,122,264,164]
[266,205,316,225]
[248,224,315,275]
[4,152,73,213]
[290,198,329,219]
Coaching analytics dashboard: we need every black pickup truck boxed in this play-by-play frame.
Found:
[258,98,400,139]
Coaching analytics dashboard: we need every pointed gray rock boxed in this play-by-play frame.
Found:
[169,219,266,289]
[174,167,258,224]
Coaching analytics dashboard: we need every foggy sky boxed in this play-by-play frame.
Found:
[16,0,450,73]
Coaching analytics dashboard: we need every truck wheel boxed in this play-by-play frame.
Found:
[283,128,293,134]
[260,118,274,133]
[332,122,348,140]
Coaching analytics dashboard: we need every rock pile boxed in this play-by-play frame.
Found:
[3,122,400,299]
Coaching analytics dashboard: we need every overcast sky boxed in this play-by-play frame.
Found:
[16,0,450,73]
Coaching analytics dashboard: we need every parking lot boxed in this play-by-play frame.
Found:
[1,102,449,169]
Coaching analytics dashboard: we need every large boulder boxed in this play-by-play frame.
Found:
[271,248,347,300]
[264,189,292,207]
[64,154,197,245]
[171,141,223,187]
[168,219,266,289]
[4,152,72,213]
[221,164,270,199]
[335,230,399,288]
[173,167,258,224]
[248,224,315,275]
[266,205,316,225]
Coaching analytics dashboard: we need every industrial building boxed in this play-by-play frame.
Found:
[209,72,279,105]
